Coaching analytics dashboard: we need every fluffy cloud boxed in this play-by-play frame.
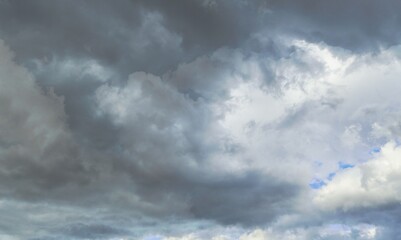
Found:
[315,142,401,211]
[3,1,401,239]
[94,57,302,225]
[4,33,401,238]
[0,39,90,199]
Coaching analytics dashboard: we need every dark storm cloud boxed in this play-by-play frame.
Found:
[0,0,257,74]
[0,0,261,151]
[262,0,401,51]
[1,0,399,153]
[62,223,129,239]
[2,0,401,239]
[187,172,299,225]
[140,0,258,50]
[2,0,401,77]
[0,36,301,239]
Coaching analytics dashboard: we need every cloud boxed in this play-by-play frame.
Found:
[315,142,401,211]
[0,39,91,199]
[3,1,401,238]
[158,224,379,240]
[239,229,267,240]
[94,68,301,225]
[260,0,401,51]
[4,31,401,237]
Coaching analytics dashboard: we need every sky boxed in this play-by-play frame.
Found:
[2,0,401,239]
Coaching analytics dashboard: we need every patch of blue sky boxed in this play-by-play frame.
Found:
[327,172,336,181]
[371,147,381,153]
[309,178,326,189]
[338,161,354,170]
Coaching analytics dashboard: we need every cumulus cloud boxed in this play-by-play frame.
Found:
[94,62,302,226]
[0,39,90,198]
[315,142,401,211]
[2,0,401,239]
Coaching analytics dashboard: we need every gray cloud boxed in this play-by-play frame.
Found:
[261,0,401,51]
[2,1,401,239]
[0,33,301,239]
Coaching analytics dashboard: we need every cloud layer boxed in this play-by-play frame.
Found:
[2,1,401,239]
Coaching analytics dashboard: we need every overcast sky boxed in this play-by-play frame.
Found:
[2,0,401,239]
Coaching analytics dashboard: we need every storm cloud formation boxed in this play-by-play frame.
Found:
[2,0,401,239]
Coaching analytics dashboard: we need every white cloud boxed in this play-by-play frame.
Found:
[239,229,268,240]
[315,141,401,211]
[164,234,200,240]
[94,39,401,211]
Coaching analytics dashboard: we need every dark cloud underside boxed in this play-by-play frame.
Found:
[2,0,401,239]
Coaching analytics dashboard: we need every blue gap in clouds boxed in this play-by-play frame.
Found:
[327,172,336,181]
[309,178,326,189]
[371,147,381,153]
[309,161,356,189]
[338,161,354,170]
[323,161,355,184]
